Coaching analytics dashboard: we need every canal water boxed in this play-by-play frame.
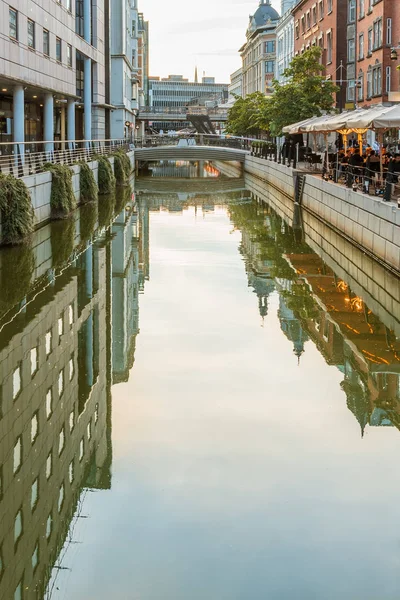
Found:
[1,163,400,600]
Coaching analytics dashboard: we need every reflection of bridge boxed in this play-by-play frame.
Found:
[134,145,247,164]
[135,177,246,195]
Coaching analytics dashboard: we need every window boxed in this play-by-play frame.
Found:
[59,427,65,455]
[76,0,84,36]
[327,0,332,13]
[69,357,74,381]
[69,408,75,431]
[13,437,22,474]
[14,509,23,545]
[79,438,84,461]
[27,19,35,49]
[67,0,72,12]
[359,0,365,18]
[69,303,74,326]
[348,39,355,62]
[301,16,305,34]
[67,43,72,68]
[367,28,372,55]
[46,513,52,539]
[367,66,372,97]
[13,365,21,400]
[87,420,92,441]
[327,31,332,63]
[58,315,64,338]
[46,388,53,419]
[31,347,38,376]
[31,478,39,511]
[306,12,311,30]
[265,61,275,73]
[348,0,356,23]
[358,72,364,100]
[14,580,23,600]
[31,412,39,444]
[58,369,64,397]
[386,66,391,93]
[312,6,317,26]
[265,41,275,53]
[359,33,364,59]
[58,483,65,512]
[373,18,382,50]
[46,451,52,479]
[387,18,392,46]
[319,0,324,19]
[372,64,382,96]
[45,330,52,356]
[32,542,39,572]
[69,459,74,483]
[56,37,62,63]
[9,8,18,40]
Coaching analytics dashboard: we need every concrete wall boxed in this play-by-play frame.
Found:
[20,151,133,232]
[243,155,400,275]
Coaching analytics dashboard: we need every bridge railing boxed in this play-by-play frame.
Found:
[0,139,130,179]
[135,133,252,151]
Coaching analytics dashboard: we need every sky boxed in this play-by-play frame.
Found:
[144,0,281,83]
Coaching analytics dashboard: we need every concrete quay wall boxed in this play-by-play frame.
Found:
[243,155,400,275]
[20,151,133,231]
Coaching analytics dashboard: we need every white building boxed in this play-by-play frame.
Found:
[275,1,298,83]
[229,67,243,100]
[239,0,280,97]
[0,0,108,152]
[110,0,142,140]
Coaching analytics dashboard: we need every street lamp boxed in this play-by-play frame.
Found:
[390,48,399,61]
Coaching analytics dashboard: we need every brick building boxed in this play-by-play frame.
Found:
[346,0,400,107]
[292,0,347,109]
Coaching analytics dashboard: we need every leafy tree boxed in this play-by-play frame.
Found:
[268,47,339,135]
[226,93,272,137]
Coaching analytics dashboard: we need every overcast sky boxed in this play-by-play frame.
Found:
[144,0,281,83]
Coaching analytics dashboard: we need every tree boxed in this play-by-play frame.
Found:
[225,92,272,137]
[268,46,339,135]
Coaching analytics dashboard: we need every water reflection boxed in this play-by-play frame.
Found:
[0,173,399,598]
[228,200,400,434]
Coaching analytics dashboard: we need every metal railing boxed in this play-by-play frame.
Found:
[0,139,130,178]
[135,133,252,151]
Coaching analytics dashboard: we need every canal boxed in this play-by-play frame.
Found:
[1,163,400,600]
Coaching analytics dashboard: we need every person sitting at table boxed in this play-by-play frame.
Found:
[349,150,364,181]
[338,149,351,179]
[366,150,381,186]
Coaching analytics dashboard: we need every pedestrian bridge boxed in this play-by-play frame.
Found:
[134,145,248,164]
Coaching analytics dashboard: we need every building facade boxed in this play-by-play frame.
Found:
[240,0,280,97]
[275,2,298,82]
[346,0,400,107]
[293,0,347,109]
[138,12,149,107]
[148,75,228,110]
[110,0,140,139]
[0,0,108,151]
[228,67,243,100]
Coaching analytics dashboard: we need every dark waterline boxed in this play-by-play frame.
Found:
[0,166,400,599]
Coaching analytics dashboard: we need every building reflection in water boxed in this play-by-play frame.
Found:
[228,198,400,435]
[0,181,399,598]
[0,188,148,599]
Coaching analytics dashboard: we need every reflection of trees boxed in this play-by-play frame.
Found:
[98,192,116,228]
[0,242,34,318]
[281,283,319,320]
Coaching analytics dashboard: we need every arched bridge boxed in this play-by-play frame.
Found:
[134,145,248,163]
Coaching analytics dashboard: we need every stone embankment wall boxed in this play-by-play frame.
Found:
[243,155,400,275]
[22,151,134,229]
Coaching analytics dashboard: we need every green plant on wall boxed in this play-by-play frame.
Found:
[79,162,99,203]
[44,164,76,218]
[113,151,132,185]
[0,173,34,245]
[96,156,116,194]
